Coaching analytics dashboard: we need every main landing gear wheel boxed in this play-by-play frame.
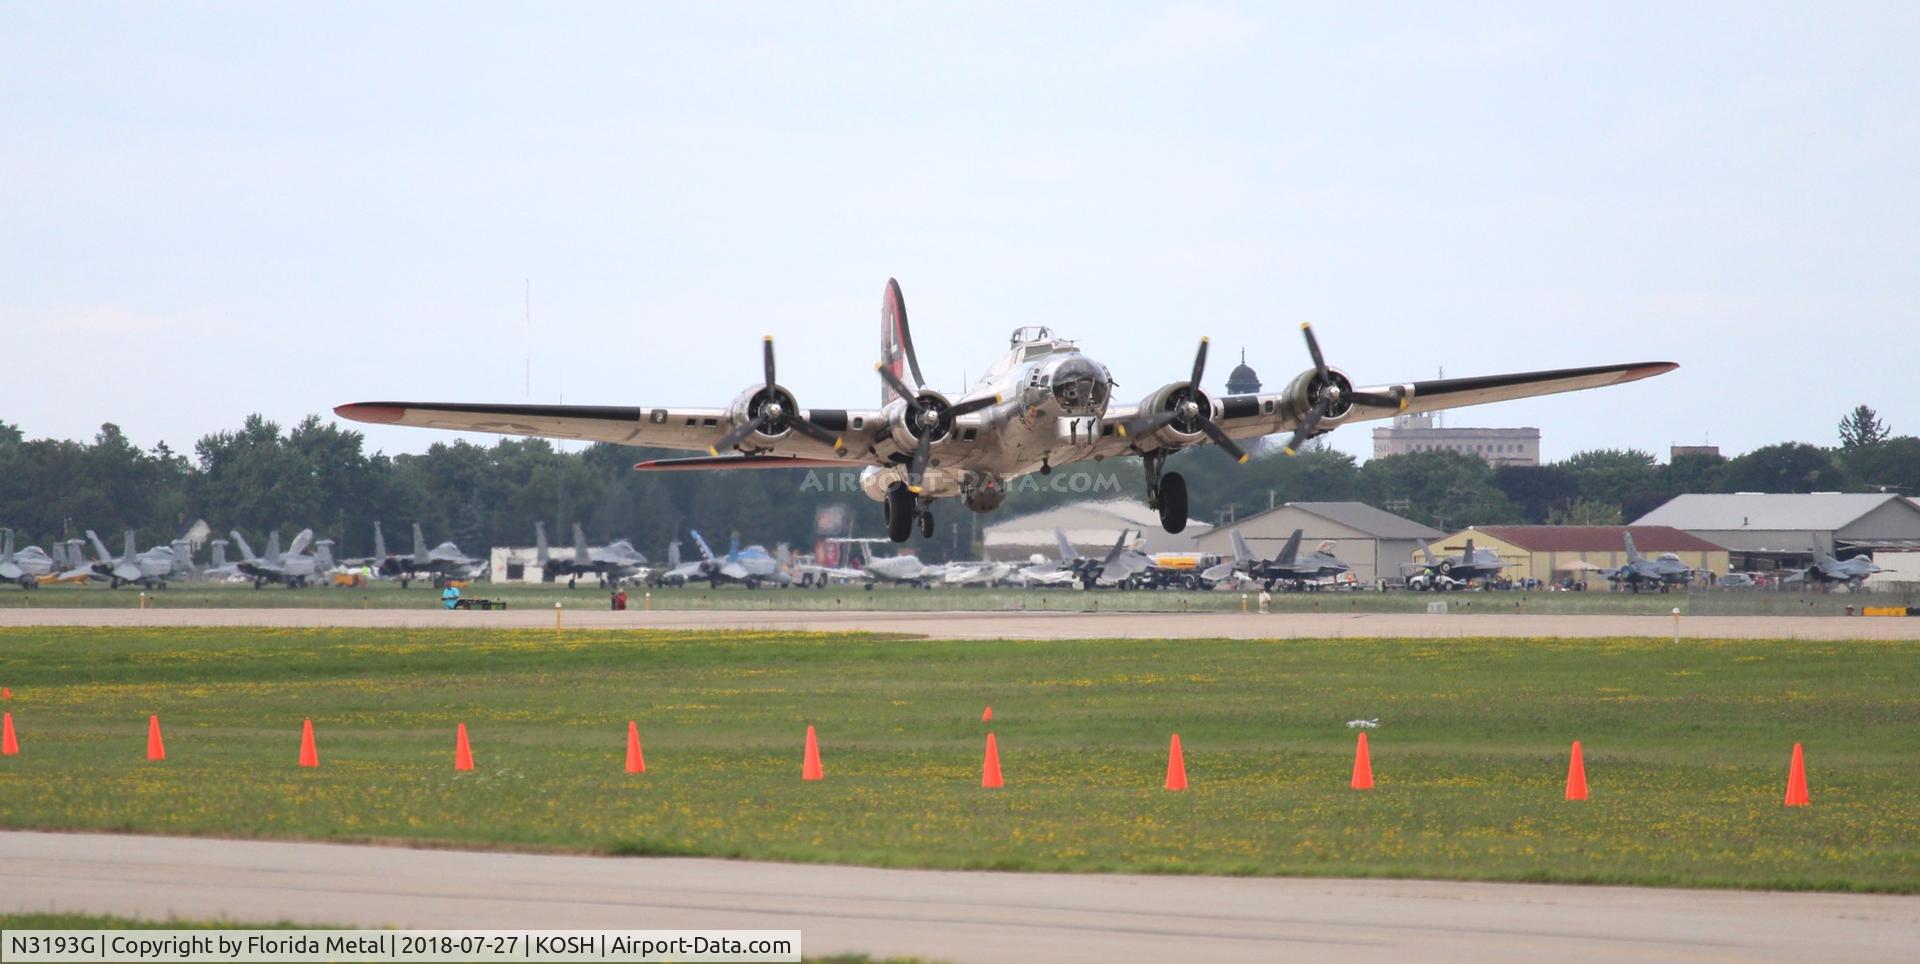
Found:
[885,483,915,543]
[919,510,935,539]
[1157,471,1188,534]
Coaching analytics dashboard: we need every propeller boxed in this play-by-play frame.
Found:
[711,336,847,456]
[876,363,1000,493]
[1115,337,1249,463]
[1279,323,1406,456]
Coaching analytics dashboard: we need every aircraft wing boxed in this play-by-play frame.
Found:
[336,401,881,461]
[1096,361,1674,458]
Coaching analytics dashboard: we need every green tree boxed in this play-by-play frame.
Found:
[1560,449,1660,517]
[1838,436,1920,494]
[1547,499,1624,525]
[1723,443,1849,493]
[1357,450,1522,531]
[1838,405,1890,449]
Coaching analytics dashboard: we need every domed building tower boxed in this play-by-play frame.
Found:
[1226,349,1262,396]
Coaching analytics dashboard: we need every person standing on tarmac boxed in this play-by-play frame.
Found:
[442,583,462,610]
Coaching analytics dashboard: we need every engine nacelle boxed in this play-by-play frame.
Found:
[1132,382,1214,448]
[727,384,803,442]
[1278,366,1357,429]
[885,391,960,452]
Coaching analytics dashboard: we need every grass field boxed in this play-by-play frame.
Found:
[0,626,1914,892]
[2,580,1910,616]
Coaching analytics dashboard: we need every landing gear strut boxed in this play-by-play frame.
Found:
[1143,451,1188,534]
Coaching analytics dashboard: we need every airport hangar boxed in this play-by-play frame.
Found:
[1187,501,1444,586]
[1632,492,1920,574]
[981,499,1211,561]
[1423,525,1729,585]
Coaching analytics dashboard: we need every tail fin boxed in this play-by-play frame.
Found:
[1054,528,1078,562]
[122,530,137,562]
[572,523,592,563]
[1276,529,1304,565]
[668,540,682,568]
[265,531,283,562]
[287,529,314,556]
[879,278,926,405]
[535,522,550,565]
[49,539,68,569]
[1230,529,1254,565]
[412,524,428,563]
[314,539,336,570]
[374,522,389,562]
[1100,530,1128,567]
[171,539,195,572]
[1813,532,1838,563]
[1420,543,1438,565]
[230,531,257,563]
[211,539,228,568]
[1463,538,1477,563]
[1623,530,1643,562]
[689,530,716,562]
[727,532,739,562]
[1,528,12,562]
[86,530,112,563]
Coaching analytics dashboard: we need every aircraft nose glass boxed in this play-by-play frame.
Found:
[1050,358,1109,415]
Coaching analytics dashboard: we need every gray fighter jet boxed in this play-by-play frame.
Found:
[1602,531,1697,593]
[536,522,650,588]
[1403,537,1504,591]
[1784,536,1883,589]
[1,529,57,589]
[231,529,323,589]
[1214,528,1351,591]
[379,524,483,588]
[85,530,191,589]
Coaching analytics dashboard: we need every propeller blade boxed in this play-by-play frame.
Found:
[762,335,778,391]
[907,431,932,493]
[947,393,1002,417]
[788,416,846,454]
[709,417,764,456]
[1301,322,1330,380]
[1199,418,1248,463]
[876,362,917,405]
[1188,337,1210,389]
[1281,405,1324,456]
[1117,410,1177,439]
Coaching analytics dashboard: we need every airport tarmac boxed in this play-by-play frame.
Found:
[0,832,1912,963]
[0,606,1916,639]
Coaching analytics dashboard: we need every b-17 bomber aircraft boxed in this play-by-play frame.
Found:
[338,279,1677,543]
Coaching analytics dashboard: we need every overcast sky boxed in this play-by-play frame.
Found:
[4,3,1914,463]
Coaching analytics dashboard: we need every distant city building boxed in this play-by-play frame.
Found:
[1670,444,1721,460]
[1225,350,1262,396]
[1370,413,1540,466]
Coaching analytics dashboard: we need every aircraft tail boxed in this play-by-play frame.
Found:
[211,539,228,568]
[727,532,739,563]
[1420,543,1438,565]
[1276,529,1304,566]
[86,530,112,564]
[1230,529,1254,565]
[49,539,67,569]
[314,540,335,571]
[1623,530,1643,563]
[689,530,716,562]
[373,522,389,562]
[265,530,283,562]
[230,531,258,563]
[879,278,926,405]
[667,540,681,568]
[1054,528,1078,563]
[287,529,314,557]
[123,530,137,563]
[1463,538,1476,563]
[572,523,592,563]
[535,522,550,566]
[1,528,12,563]
[1813,532,1839,564]
[412,523,428,563]
[171,539,195,572]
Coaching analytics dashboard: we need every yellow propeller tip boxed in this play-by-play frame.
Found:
[1115,425,1127,438]
[1300,321,1311,330]
[907,485,922,495]
[1283,447,1297,456]
[1237,453,1249,464]
[706,447,720,457]
[1398,398,1409,411]
[763,334,773,341]
[1200,335,1210,344]
[833,437,844,450]
[993,394,1003,403]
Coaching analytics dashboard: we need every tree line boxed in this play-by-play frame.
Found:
[1,405,1915,562]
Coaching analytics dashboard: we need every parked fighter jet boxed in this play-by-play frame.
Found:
[649,539,705,587]
[1213,529,1351,591]
[1403,538,1504,591]
[1783,536,1883,589]
[0,530,56,589]
[339,279,1677,545]
[829,538,946,588]
[686,530,791,589]
[1602,531,1697,593]
[40,539,100,585]
[1059,529,1154,589]
[85,530,190,589]
[536,522,649,588]
[231,529,323,589]
[380,524,482,588]
[199,538,246,581]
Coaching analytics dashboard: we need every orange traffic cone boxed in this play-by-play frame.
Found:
[625,721,646,774]
[982,732,1003,788]
[982,705,992,723]
[146,715,166,761]
[2,686,11,700]
[1165,733,1188,791]
[297,719,318,768]
[454,723,474,771]
[2,712,17,756]
[802,725,823,781]
[1350,732,1374,789]
[1783,742,1809,807]
[1565,740,1588,800]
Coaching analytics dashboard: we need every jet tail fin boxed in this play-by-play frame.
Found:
[667,540,682,568]
[879,278,926,405]
[230,531,257,563]
[1054,528,1078,563]
[689,530,716,562]
[1623,530,1643,562]
[535,522,550,566]
[123,530,137,562]
[1276,529,1304,566]
[412,524,428,563]
[1463,538,1476,563]
[314,540,335,571]
[573,523,592,563]
[86,530,112,563]
[1,528,12,562]
[1230,529,1254,566]
[374,522,389,562]
[211,539,228,568]
[287,529,314,557]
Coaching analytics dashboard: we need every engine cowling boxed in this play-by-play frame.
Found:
[1131,382,1214,448]
[727,384,805,443]
[1278,366,1357,431]
[886,391,961,452]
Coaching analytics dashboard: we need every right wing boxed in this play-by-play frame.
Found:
[335,401,882,461]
